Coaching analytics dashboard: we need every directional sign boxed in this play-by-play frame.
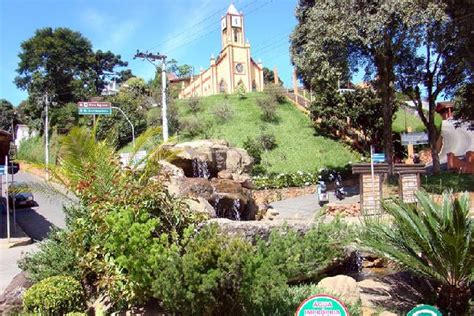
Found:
[78,101,112,115]
[401,132,429,146]
[372,153,386,163]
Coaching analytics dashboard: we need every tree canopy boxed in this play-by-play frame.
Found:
[14,27,130,132]
[291,0,471,173]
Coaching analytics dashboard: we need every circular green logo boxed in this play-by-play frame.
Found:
[407,304,442,316]
[295,294,349,316]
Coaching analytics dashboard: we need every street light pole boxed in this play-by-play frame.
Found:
[134,50,168,142]
[44,93,50,181]
[161,57,168,142]
[112,106,135,148]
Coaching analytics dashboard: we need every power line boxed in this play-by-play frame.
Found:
[163,0,274,55]
[147,0,260,52]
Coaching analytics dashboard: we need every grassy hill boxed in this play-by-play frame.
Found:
[175,93,360,173]
[392,107,442,133]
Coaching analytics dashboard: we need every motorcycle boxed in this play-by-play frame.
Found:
[329,171,346,200]
[316,177,329,206]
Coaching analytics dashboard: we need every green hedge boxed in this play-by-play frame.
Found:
[23,275,85,314]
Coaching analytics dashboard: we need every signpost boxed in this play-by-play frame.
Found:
[401,132,429,146]
[78,101,112,115]
[295,294,349,316]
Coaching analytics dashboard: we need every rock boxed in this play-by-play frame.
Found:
[217,170,233,179]
[225,149,253,174]
[316,275,360,305]
[232,173,254,189]
[179,178,215,200]
[205,218,313,240]
[0,272,32,314]
[158,160,185,180]
[185,197,217,218]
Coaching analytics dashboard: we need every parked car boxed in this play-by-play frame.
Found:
[8,182,35,207]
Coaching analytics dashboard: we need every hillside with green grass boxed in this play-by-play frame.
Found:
[175,93,360,173]
[392,107,442,133]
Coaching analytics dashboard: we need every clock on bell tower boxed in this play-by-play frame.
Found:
[221,3,244,48]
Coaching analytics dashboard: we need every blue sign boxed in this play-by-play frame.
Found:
[372,153,386,163]
[0,165,5,175]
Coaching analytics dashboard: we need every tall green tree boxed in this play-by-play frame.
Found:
[397,1,469,174]
[262,67,283,85]
[14,27,128,131]
[0,99,17,131]
[291,1,429,173]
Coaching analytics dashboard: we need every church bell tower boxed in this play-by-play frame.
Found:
[221,3,245,48]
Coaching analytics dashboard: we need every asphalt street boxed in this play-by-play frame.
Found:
[0,171,68,293]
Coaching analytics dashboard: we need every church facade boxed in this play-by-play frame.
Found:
[176,4,264,99]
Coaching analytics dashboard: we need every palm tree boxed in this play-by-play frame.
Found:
[362,191,473,315]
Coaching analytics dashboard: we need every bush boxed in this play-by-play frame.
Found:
[152,219,354,315]
[257,96,278,122]
[179,116,209,137]
[258,132,277,150]
[23,275,85,314]
[212,102,234,123]
[187,97,201,114]
[235,82,246,99]
[362,191,474,315]
[253,170,319,189]
[264,83,286,103]
[17,134,60,165]
[18,229,80,283]
[243,136,263,165]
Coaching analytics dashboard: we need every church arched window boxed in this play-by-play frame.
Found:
[252,80,257,91]
[219,79,226,93]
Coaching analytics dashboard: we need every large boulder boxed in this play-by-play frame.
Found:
[170,140,253,177]
[160,140,257,220]
[317,275,360,305]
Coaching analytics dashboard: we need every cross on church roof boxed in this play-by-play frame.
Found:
[227,3,240,15]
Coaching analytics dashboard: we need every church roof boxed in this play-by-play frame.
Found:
[227,3,240,15]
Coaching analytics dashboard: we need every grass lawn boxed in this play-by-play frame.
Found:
[392,107,442,133]
[421,172,474,194]
[175,93,360,173]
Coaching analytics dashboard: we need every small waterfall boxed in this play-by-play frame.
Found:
[192,158,210,179]
[232,199,241,221]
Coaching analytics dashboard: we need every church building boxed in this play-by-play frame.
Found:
[176,4,264,99]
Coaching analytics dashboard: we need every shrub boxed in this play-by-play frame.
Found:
[257,96,278,122]
[152,219,354,315]
[17,134,59,165]
[264,83,286,103]
[23,275,85,314]
[258,132,277,150]
[235,82,246,99]
[146,107,161,127]
[179,116,208,137]
[18,229,80,283]
[252,171,319,189]
[187,97,201,114]
[243,136,262,165]
[212,102,234,123]
[362,191,474,315]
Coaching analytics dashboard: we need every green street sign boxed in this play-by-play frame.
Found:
[407,305,442,316]
[78,108,112,115]
[295,294,349,316]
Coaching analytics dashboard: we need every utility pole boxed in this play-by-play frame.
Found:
[134,50,169,141]
[43,93,50,181]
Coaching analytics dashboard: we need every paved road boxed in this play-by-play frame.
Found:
[0,171,68,293]
[438,120,474,164]
[270,187,360,221]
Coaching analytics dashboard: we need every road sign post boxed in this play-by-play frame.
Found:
[78,101,112,115]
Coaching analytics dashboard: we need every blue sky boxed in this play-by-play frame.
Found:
[0,0,298,106]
